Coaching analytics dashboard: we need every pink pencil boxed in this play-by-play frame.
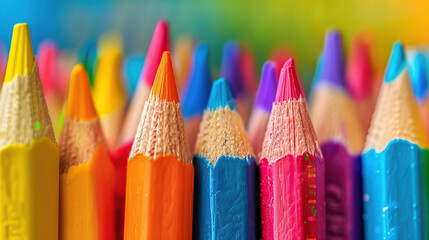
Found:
[260,58,325,239]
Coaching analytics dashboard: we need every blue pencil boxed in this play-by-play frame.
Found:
[181,44,212,152]
[362,42,429,239]
[123,54,145,100]
[193,78,257,239]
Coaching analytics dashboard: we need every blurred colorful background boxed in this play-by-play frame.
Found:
[0,0,428,90]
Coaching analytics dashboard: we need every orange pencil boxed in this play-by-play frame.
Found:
[124,51,193,239]
[173,35,195,92]
[59,65,115,240]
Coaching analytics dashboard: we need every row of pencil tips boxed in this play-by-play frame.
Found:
[0,18,429,239]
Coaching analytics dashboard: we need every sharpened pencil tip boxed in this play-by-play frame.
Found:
[4,23,35,83]
[384,41,407,83]
[66,64,97,120]
[410,53,429,101]
[220,41,243,98]
[207,78,236,110]
[276,58,304,102]
[151,51,179,102]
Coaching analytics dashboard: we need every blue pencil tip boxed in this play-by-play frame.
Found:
[384,41,407,83]
[124,55,145,98]
[220,41,243,98]
[318,30,345,88]
[181,44,213,118]
[254,61,277,112]
[207,78,236,111]
[410,53,429,101]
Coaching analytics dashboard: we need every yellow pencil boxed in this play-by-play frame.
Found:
[0,23,59,240]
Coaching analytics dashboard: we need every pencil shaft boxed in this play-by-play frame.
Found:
[193,155,250,239]
[322,142,362,239]
[363,139,424,239]
[0,137,58,240]
[124,154,194,240]
[260,153,325,240]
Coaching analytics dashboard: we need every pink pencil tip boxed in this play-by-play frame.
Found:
[140,19,170,86]
[346,39,372,100]
[275,58,304,102]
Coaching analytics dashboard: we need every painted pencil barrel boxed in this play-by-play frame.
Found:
[260,153,325,240]
[362,139,425,239]
[193,155,255,239]
[0,137,59,240]
[322,141,363,239]
[124,153,194,240]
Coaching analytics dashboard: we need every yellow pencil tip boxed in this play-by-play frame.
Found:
[66,64,97,121]
[4,23,36,83]
[94,50,126,115]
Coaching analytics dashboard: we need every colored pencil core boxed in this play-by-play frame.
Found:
[151,51,179,102]
[4,23,35,83]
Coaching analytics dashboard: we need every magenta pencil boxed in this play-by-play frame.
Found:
[260,58,325,240]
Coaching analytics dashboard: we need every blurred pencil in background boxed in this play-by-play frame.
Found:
[59,65,115,240]
[310,30,364,239]
[362,42,429,239]
[0,23,59,239]
[124,51,193,240]
[93,37,126,150]
[260,58,325,239]
[220,41,251,123]
[78,41,98,88]
[346,37,375,133]
[123,54,145,100]
[241,45,259,98]
[174,36,195,92]
[37,40,63,138]
[247,61,277,158]
[193,78,257,239]
[119,19,170,146]
[181,44,212,152]
[408,50,429,137]
[0,40,5,85]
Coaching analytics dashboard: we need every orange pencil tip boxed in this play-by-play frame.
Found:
[151,51,179,102]
[66,64,97,120]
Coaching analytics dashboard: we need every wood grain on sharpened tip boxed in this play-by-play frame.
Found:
[59,65,115,240]
[193,78,258,240]
[0,23,59,240]
[362,42,429,240]
[310,30,364,240]
[260,58,325,240]
[124,51,193,240]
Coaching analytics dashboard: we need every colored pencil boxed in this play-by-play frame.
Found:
[93,49,126,150]
[241,45,259,98]
[37,40,63,138]
[409,51,429,137]
[59,64,116,240]
[260,58,325,240]
[310,30,364,239]
[362,42,429,239]
[124,51,193,240]
[174,36,195,92]
[193,77,257,239]
[220,41,251,123]
[0,23,59,239]
[346,37,375,133]
[247,61,277,158]
[119,19,170,146]
[181,44,212,153]
[123,54,145,100]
